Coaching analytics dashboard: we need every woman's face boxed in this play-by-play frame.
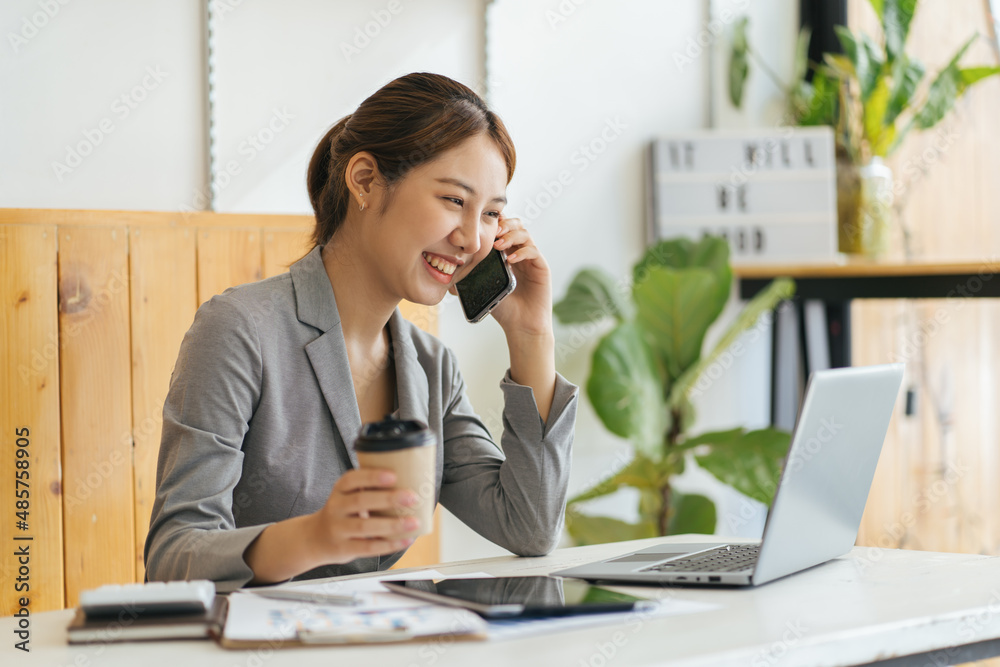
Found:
[363,133,508,306]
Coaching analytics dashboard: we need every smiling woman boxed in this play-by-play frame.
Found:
[143,72,579,591]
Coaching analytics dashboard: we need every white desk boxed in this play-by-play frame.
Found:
[4,535,1000,666]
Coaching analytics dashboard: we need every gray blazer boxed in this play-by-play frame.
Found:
[144,246,578,592]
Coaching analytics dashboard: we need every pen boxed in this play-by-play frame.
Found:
[248,589,362,606]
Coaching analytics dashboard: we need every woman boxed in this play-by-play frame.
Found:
[144,72,578,591]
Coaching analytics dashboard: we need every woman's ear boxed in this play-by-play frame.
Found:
[344,151,380,209]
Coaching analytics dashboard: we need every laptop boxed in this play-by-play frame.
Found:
[553,363,904,587]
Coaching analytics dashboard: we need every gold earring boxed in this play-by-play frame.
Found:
[358,193,365,212]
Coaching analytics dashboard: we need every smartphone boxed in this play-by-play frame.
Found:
[455,248,517,323]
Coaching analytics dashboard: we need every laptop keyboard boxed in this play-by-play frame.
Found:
[640,544,761,573]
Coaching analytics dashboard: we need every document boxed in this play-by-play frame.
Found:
[221,569,492,647]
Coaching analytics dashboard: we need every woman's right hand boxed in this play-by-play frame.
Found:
[305,468,419,565]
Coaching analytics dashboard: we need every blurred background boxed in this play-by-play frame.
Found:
[2,0,998,582]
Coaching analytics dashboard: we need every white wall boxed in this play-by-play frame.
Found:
[1,0,798,562]
[1,0,206,209]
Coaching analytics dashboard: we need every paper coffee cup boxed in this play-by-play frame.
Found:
[355,419,437,537]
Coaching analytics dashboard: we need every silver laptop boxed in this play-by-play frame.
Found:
[553,363,904,587]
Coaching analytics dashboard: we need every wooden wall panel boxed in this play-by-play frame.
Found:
[1,209,443,608]
[848,0,1000,561]
[58,226,134,606]
[196,228,262,305]
[129,227,197,581]
[0,225,64,614]
[262,230,311,279]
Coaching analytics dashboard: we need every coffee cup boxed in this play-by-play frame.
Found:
[355,418,437,537]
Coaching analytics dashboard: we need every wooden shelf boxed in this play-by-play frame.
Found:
[733,259,1000,279]
[735,259,1000,300]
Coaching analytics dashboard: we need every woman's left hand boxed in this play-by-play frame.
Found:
[487,213,553,337]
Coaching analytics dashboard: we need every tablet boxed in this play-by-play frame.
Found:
[380,576,658,618]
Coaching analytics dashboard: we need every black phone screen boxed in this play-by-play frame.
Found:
[456,249,513,322]
[382,576,652,618]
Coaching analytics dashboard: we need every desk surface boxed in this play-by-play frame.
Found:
[4,535,1000,667]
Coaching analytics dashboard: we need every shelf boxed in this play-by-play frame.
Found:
[734,259,1000,300]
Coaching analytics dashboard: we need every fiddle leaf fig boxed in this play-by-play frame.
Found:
[586,323,667,456]
[556,233,794,546]
[668,492,717,535]
[565,512,657,547]
[693,428,791,506]
[554,267,632,325]
[634,266,724,383]
[634,236,732,308]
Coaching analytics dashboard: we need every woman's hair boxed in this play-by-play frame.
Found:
[306,72,517,249]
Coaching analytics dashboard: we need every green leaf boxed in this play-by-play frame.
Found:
[912,35,977,130]
[960,66,1000,87]
[668,492,717,535]
[634,236,732,303]
[567,453,672,506]
[564,511,657,546]
[834,27,884,102]
[634,267,724,382]
[863,75,892,156]
[566,471,625,506]
[669,278,794,409]
[729,16,750,108]
[794,69,839,126]
[792,26,812,84]
[677,427,746,451]
[612,454,671,491]
[694,428,792,505]
[554,267,632,325]
[869,0,885,21]
[823,52,856,81]
[586,323,668,454]
[885,55,926,126]
[879,0,918,66]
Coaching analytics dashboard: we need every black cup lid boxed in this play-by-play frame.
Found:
[355,418,433,452]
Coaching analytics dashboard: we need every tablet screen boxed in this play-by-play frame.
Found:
[381,576,653,617]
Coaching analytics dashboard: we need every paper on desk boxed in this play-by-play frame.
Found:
[224,570,495,643]
[257,569,495,612]
[223,593,487,643]
[485,597,720,642]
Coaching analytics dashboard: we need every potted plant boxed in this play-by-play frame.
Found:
[553,236,795,544]
[729,0,1000,257]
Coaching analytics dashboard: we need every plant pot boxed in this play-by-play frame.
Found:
[837,154,894,258]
